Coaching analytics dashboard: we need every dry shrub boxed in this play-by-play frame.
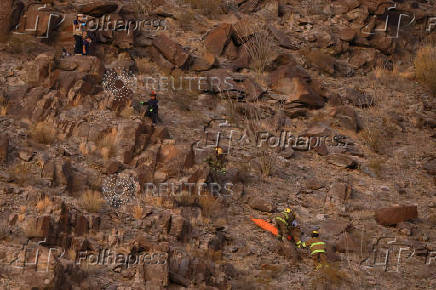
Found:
[8,162,36,185]
[36,196,53,213]
[79,190,104,213]
[198,194,220,218]
[132,0,163,16]
[0,222,9,241]
[359,127,384,154]
[23,219,43,238]
[96,129,118,160]
[120,100,134,118]
[133,204,144,220]
[415,45,436,96]
[310,265,348,289]
[174,191,197,207]
[257,151,275,178]
[31,122,57,145]
[234,21,275,74]
[368,157,384,178]
[0,95,7,116]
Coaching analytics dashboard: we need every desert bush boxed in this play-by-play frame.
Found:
[96,129,118,160]
[367,158,384,178]
[234,21,274,74]
[257,151,275,178]
[31,122,57,145]
[0,222,9,241]
[36,196,53,213]
[415,45,436,96]
[198,194,220,218]
[79,190,104,213]
[133,204,144,219]
[132,0,163,16]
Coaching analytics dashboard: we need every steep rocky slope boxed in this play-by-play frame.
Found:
[0,0,435,289]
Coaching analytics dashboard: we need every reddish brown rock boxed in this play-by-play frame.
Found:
[152,34,191,68]
[78,1,118,17]
[0,134,8,163]
[375,205,418,226]
[204,23,233,56]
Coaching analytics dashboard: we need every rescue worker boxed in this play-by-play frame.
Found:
[275,208,305,248]
[304,230,327,270]
[73,14,86,55]
[140,91,159,124]
[207,146,227,174]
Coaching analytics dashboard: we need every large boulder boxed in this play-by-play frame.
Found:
[268,55,325,108]
[375,205,418,226]
[152,34,191,68]
[423,159,436,176]
[204,23,233,56]
[0,0,13,41]
[333,105,362,132]
[78,1,118,17]
[0,134,9,163]
[249,197,275,213]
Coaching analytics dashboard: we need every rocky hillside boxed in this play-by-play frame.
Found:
[0,0,435,289]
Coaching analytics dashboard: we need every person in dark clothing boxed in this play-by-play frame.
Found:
[83,35,92,55]
[140,91,159,124]
[73,14,86,55]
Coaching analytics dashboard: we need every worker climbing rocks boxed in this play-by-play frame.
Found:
[207,146,227,175]
[275,208,305,248]
[304,229,327,270]
[140,91,159,124]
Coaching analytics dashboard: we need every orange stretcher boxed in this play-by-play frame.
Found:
[251,218,292,241]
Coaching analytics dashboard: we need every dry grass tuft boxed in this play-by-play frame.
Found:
[133,204,144,220]
[234,21,275,74]
[415,45,436,96]
[198,194,220,218]
[367,157,384,178]
[359,127,384,154]
[36,196,53,213]
[96,129,118,160]
[78,190,104,213]
[257,151,275,178]
[31,122,57,145]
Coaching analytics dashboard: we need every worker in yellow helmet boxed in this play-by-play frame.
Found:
[207,146,227,175]
[275,208,305,248]
[304,229,327,270]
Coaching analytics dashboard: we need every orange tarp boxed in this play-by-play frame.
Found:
[251,218,292,241]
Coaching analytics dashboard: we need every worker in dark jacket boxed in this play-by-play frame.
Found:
[140,91,159,124]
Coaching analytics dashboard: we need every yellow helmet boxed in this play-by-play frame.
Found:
[284,208,291,214]
[215,147,223,155]
[312,230,319,234]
